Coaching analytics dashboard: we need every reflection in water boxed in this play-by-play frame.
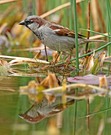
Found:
[19,92,75,123]
[0,76,108,135]
[0,76,75,135]
[0,77,17,92]
[19,74,75,124]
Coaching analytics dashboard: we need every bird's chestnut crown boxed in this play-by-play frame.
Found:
[19,16,47,29]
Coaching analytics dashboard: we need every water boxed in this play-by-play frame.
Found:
[0,76,111,135]
[0,76,76,135]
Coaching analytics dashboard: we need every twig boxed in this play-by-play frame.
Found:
[0,0,19,4]
[0,55,49,65]
[89,33,108,39]
[44,45,48,61]
[40,0,84,18]
[86,1,91,52]
[43,83,108,93]
[86,3,91,134]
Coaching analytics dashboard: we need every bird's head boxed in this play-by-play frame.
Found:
[19,15,47,31]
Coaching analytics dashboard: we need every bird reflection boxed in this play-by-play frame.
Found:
[19,92,74,123]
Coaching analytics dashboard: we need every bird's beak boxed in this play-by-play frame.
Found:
[19,20,25,25]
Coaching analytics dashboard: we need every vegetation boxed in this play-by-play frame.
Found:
[0,0,111,135]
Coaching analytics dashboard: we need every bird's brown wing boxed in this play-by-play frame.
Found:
[49,24,85,38]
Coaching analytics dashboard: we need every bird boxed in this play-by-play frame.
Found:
[19,93,75,123]
[19,15,104,55]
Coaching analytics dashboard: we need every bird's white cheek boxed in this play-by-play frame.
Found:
[28,23,39,31]
[27,24,35,30]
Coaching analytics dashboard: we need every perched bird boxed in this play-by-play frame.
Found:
[19,15,103,53]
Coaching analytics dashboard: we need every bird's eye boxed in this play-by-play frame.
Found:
[25,20,33,25]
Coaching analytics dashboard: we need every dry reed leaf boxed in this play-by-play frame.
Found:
[40,73,59,88]
[0,0,17,4]
[20,73,59,98]
[48,73,59,88]
[90,59,100,74]
[6,55,49,66]
[0,59,8,66]
[45,94,56,105]
[68,74,102,85]
[62,79,67,92]
[36,0,46,15]
[34,51,42,59]
[20,80,45,102]
[84,54,94,71]
[52,51,60,63]
[96,0,106,32]
[0,59,10,75]
[40,0,84,18]
[89,33,108,40]
[0,88,15,92]
[47,118,60,135]
[99,51,106,66]
[62,79,67,108]
[40,77,49,88]
[19,80,37,95]
[88,51,106,74]
[56,112,63,128]
[19,86,30,95]
[99,76,108,89]
[97,119,104,135]
[28,80,38,89]
[91,0,100,31]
